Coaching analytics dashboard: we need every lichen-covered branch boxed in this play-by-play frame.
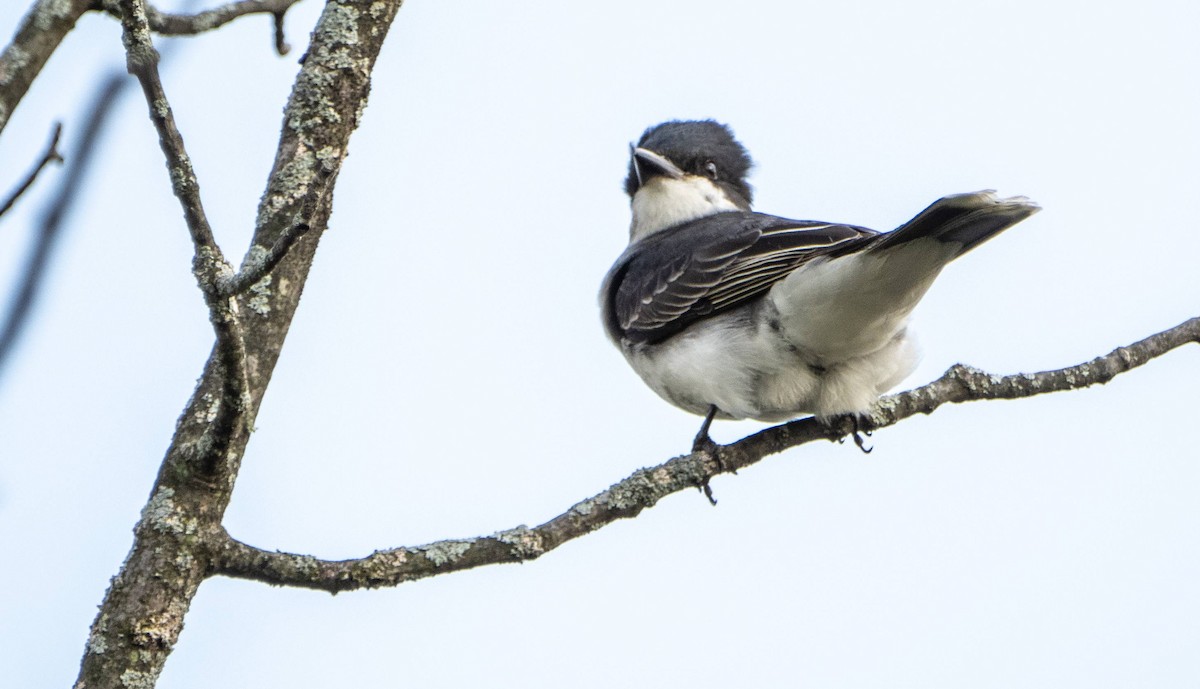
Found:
[73,2,406,687]
[0,0,299,141]
[96,0,303,54]
[116,0,225,279]
[216,164,328,297]
[213,454,715,592]
[0,0,95,136]
[116,0,250,481]
[211,316,1200,594]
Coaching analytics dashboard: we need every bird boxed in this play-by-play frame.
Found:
[600,119,1039,451]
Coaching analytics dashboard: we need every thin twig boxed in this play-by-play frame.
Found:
[97,0,304,54]
[217,164,330,296]
[272,10,291,55]
[0,123,64,219]
[218,221,310,296]
[1,2,205,385]
[117,0,226,281]
[211,315,1200,593]
[0,81,123,382]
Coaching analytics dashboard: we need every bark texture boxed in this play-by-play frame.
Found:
[0,0,95,135]
[72,1,406,687]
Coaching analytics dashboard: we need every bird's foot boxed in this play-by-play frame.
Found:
[692,404,719,454]
[693,405,726,506]
[831,414,873,454]
[698,481,718,506]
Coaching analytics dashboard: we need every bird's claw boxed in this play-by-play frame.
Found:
[698,481,718,506]
[828,415,874,453]
[851,429,873,454]
[849,415,874,454]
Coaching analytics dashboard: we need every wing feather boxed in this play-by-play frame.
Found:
[606,211,876,344]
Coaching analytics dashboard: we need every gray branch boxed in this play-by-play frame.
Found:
[116,0,250,477]
[73,1,408,686]
[0,0,301,141]
[116,0,224,274]
[97,0,304,54]
[216,163,329,297]
[211,316,1200,593]
[0,0,95,136]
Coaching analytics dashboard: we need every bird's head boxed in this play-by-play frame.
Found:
[625,120,754,240]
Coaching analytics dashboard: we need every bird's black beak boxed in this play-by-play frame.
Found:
[631,146,686,188]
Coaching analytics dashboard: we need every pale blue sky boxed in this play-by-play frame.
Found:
[2,1,1199,687]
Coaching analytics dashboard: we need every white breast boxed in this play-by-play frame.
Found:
[629,176,743,240]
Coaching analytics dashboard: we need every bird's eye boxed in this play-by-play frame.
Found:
[704,161,719,180]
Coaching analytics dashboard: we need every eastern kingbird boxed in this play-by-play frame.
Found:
[601,120,1039,447]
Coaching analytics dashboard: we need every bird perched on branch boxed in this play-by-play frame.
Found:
[600,120,1039,451]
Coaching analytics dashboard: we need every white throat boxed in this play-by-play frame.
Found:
[629,176,743,241]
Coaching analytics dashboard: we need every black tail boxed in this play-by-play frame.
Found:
[870,190,1040,257]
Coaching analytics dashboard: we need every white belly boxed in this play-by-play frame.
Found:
[622,301,921,422]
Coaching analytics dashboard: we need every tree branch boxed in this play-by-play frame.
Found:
[116,0,252,479]
[116,0,225,277]
[74,2,407,686]
[0,0,95,137]
[0,81,122,382]
[0,121,62,219]
[1,0,277,384]
[215,162,328,297]
[96,0,304,54]
[211,315,1200,594]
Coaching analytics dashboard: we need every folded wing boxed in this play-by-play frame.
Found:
[605,212,876,345]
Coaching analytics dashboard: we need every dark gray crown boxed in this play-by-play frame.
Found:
[624,120,754,205]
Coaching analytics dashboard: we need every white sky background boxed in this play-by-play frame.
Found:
[2,0,1199,686]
